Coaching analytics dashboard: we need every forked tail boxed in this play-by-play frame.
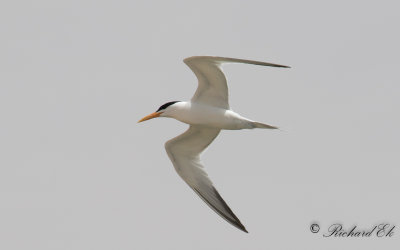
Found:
[252,121,278,129]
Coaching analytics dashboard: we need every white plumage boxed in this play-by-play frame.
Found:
[138,56,289,232]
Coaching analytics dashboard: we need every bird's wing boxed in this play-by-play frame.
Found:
[165,125,248,233]
[184,56,289,109]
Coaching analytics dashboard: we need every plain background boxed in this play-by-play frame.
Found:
[1,0,399,249]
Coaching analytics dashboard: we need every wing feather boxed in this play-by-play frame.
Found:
[184,56,289,109]
[165,125,248,233]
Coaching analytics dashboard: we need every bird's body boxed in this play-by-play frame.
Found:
[138,56,289,233]
[163,101,254,130]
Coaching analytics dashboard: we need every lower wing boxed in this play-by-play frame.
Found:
[165,125,248,233]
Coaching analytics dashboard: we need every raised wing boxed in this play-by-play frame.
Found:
[184,56,289,109]
[165,125,248,233]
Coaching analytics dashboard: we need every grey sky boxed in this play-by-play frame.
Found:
[1,0,399,249]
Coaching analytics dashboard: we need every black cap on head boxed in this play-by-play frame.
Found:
[156,101,180,112]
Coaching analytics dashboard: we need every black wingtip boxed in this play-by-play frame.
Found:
[233,221,248,233]
[211,187,249,233]
[237,219,248,233]
[192,186,249,233]
[240,225,249,233]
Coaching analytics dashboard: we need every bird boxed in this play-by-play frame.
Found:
[138,56,289,233]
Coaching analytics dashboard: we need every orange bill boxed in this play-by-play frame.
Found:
[138,112,162,123]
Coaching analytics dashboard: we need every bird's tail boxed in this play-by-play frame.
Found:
[252,121,278,129]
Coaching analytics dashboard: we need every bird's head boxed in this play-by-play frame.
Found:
[138,101,180,123]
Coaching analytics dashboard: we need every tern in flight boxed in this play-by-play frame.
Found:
[138,56,289,233]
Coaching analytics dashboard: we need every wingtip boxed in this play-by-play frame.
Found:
[269,63,290,68]
[232,219,248,233]
[228,218,248,233]
[239,225,249,233]
[184,56,291,69]
[209,187,249,233]
[232,215,248,233]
